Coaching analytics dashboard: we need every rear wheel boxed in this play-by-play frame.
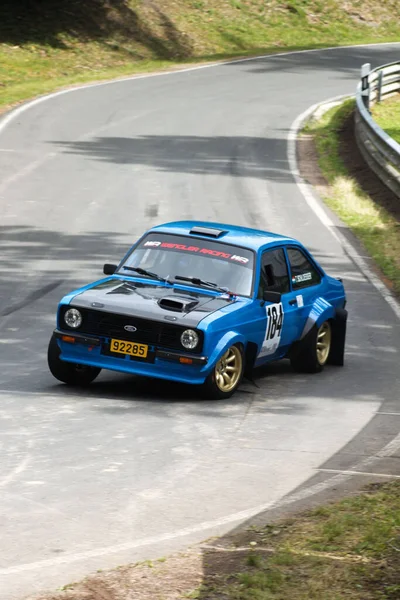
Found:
[328,308,347,366]
[316,321,331,366]
[202,344,244,399]
[290,320,332,373]
[48,335,101,386]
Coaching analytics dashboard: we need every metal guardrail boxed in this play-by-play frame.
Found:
[355,61,400,198]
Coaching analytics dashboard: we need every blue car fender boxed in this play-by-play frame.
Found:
[206,331,247,372]
[300,297,336,339]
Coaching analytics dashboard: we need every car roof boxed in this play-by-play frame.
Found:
[148,221,297,252]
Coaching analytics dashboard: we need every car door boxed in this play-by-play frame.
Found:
[254,246,299,364]
[285,246,324,340]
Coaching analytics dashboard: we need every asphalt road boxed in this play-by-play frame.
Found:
[1,44,400,599]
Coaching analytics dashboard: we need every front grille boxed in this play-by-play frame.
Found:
[59,307,203,353]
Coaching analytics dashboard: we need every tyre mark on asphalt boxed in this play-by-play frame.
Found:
[145,203,159,218]
[0,108,156,199]
[0,280,62,318]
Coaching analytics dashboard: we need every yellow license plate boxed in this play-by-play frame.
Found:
[110,339,148,358]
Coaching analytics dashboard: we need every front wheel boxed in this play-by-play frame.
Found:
[202,344,244,399]
[290,320,332,373]
[48,335,101,386]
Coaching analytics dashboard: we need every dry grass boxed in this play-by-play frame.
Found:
[305,99,400,295]
[26,481,400,600]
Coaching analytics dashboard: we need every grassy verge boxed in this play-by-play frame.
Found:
[304,99,400,295]
[1,1,400,111]
[372,95,400,144]
[32,481,400,600]
[194,481,400,600]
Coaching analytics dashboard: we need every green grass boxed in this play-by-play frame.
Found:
[372,95,400,144]
[194,481,400,600]
[304,99,400,295]
[1,1,400,111]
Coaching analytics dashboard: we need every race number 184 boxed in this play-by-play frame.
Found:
[265,304,283,341]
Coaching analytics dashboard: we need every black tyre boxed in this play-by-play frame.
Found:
[48,335,101,386]
[202,344,244,400]
[328,308,347,366]
[290,320,332,374]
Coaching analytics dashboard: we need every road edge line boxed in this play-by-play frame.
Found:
[287,96,400,321]
[1,431,399,577]
[1,42,400,136]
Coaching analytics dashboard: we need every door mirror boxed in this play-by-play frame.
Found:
[263,290,282,303]
[103,263,118,275]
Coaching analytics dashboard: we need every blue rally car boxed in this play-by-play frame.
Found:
[48,221,347,399]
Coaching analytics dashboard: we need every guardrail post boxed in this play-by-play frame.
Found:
[361,63,371,112]
[377,70,383,103]
[355,60,400,199]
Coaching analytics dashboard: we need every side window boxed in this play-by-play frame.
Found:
[287,248,321,290]
[259,248,290,297]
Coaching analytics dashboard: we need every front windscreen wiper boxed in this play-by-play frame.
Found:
[122,266,170,284]
[174,275,233,295]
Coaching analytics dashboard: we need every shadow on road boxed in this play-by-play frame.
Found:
[49,135,293,183]
[228,45,400,77]
[0,223,398,406]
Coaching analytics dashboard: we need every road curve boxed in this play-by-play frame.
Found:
[1,44,399,599]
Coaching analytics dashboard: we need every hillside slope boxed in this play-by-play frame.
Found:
[0,1,399,108]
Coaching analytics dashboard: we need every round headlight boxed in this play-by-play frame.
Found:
[64,308,82,329]
[181,329,199,350]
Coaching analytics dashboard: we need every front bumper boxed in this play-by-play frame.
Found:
[54,329,210,385]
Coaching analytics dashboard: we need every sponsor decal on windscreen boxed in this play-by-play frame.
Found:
[142,240,251,266]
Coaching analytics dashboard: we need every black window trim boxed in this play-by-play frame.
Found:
[258,244,291,298]
[285,244,323,291]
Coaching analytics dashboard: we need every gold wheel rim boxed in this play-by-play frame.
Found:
[214,346,242,393]
[316,321,332,365]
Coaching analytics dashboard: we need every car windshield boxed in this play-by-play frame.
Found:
[118,233,255,296]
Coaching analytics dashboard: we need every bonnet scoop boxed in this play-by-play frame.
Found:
[158,295,199,312]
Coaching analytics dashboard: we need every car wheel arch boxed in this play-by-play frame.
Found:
[299,297,336,341]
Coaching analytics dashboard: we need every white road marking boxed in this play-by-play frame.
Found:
[287,95,400,321]
[0,154,56,196]
[376,432,400,457]
[24,481,45,486]
[0,504,268,576]
[0,455,30,488]
[318,469,400,478]
[377,412,400,416]
[0,41,399,582]
[0,108,155,198]
[1,42,400,136]
[1,431,399,577]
